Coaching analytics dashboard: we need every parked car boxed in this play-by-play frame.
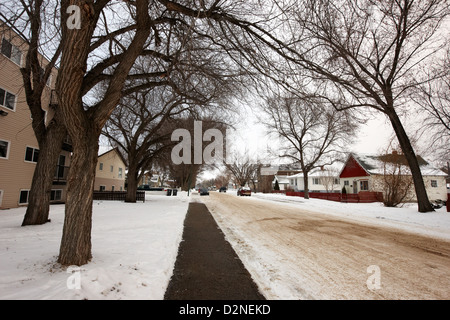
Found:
[219,186,227,193]
[199,188,210,196]
[237,187,251,196]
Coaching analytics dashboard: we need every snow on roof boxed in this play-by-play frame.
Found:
[273,175,290,184]
[352,153,447,176]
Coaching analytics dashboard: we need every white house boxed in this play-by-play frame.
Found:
[339,152,448,201]
[287,169,341,193]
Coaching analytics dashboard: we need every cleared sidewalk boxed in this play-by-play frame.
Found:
[164,201,265,300]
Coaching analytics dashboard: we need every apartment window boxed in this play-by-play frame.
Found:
[312,178,320,185]
[1,38,22,65]
[360,180,369,191]
[0,140,10,159]
[25,146,39,163]
[118,167,123,178]
[50,190,62,201]
[431,180,438,188]
[0,88,16,111]
[99,163,103,170]
[19,190,30,204]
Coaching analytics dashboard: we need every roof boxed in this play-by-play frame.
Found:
[98,147,127,167]
[345,153,447,177]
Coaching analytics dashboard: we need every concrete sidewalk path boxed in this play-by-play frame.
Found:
[164,201,265,300]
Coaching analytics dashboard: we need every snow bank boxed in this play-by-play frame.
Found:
[249,192,450,240]
[0,193,190,300]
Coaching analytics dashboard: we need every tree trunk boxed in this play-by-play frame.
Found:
[57,134,99,266]
[303,173,310,199]
[386,110,434,212]
[126,164,138,203]
[22,124,66,225]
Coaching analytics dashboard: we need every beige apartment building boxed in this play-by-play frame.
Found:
[0,22,71,209]
[94,147,126,192]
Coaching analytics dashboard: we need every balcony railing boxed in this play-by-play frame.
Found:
[53,165,70,185]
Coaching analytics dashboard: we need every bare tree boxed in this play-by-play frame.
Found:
[377,141,415,207]
[262,94,354,199]
[225,148,259,187]
[1,2,66,226]
[271,0,449,211]
[412,48,450,164]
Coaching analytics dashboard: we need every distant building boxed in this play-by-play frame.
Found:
[94,148,126,191]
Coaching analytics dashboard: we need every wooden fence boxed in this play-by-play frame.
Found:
[284,191,383,203]
[93,191,145,202]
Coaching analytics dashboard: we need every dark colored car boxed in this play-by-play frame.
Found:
[237,187,251,196]
[199,188,210,196]
[219,187,227,193]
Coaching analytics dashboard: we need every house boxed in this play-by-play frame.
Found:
[264,163,302,192]
[272,175,290,190]
[288,168,341,193]
[94,148,126,191]
[339,152,448,202]
[0,22,72,209]
[138,172,161,187]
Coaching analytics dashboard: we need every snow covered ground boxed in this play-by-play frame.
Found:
[0,189,449,299]
[0,193,190,300]
[248,192,450,241]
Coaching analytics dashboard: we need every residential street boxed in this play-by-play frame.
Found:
[201,192,450,299]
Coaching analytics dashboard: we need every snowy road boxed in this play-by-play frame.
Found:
[201,192,450,299]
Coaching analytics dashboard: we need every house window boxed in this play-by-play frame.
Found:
[312,178,320,185]
[99,163,103,170]
[25,146,39,163]
[110,165,114,172]
[0,140,10,159]
[50,190,62,201]
[334,178,340,185]
[360,180,369,191]
[118,167,123,178]
[431,180,438,188]
[19,190,30,204]
[0,88,16,111]
[99,185,106,191]
[0,190,3,207]
[1,38,22,65]
[111,185,115,192]
[344,180,349,186]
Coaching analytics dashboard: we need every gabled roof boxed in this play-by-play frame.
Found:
[341,152,446,177]
[98,147,127,167]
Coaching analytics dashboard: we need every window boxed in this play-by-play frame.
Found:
[111,186,115,192]
[334,178,340,185]
[312,178,320,185]
[50,190,62,201]
[25,146,39,163]
[118,167,123,178]
[0,88,16,111]
[0,190,3,207]
[431,180,438,188]
[344,180,349,186]
[110,165,114,172]
[360,180,369,191]
[19,190,30,204]
[99,163,103,170]
[99,185,106,191]
[1,38,22,65]
[0,140,10,159]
